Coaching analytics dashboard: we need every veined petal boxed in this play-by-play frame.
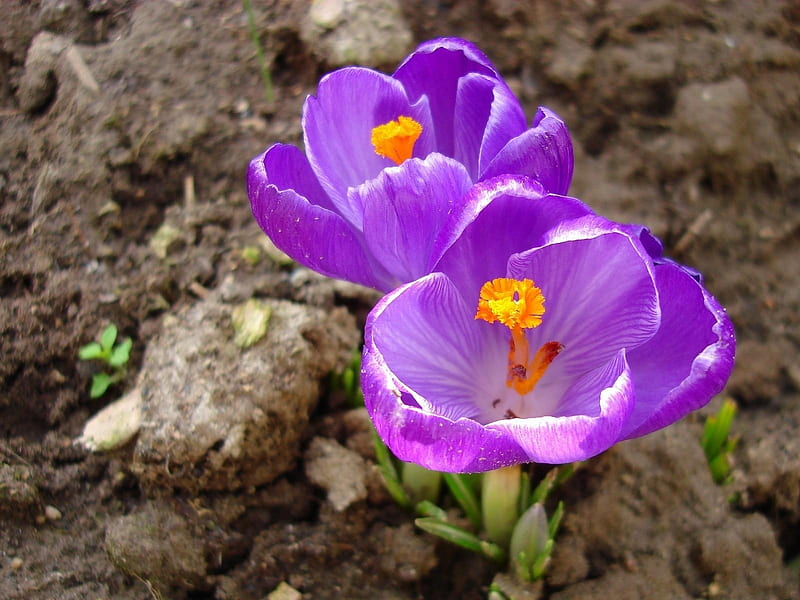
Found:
[354,154,472,284]
[248,150,393,290]
[622,262,736,439]
[394,38,509,158]
[452,73,527,180]
[482,107,574,195]
[303,67,433,219]
[249,143,335,211]
[507,224,660,376]
[490,349,634,463]
[432,176,594,298]
[367,273,489,419]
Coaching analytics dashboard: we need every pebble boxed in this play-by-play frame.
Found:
[44,505,63,521]
[10,557,23,570]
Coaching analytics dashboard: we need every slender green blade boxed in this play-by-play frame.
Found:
[415,500,447,521]
[415,518,506,563]
[548,500,565,539]
[372,430,411,508]
[443,472,482,529]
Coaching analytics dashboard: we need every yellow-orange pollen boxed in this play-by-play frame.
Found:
[370,116,422,165]
[475,278,563,396]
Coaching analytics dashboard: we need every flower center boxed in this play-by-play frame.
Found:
[475,278,563,396]
[370,116,422,165]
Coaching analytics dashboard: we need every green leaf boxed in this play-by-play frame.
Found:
[100,324,118,352]
[90,373,112,398]
[109,338,132,368]
[415,518,506,563]
[78,342,104,360]
[443,472,482,529]
[530,538,554,580]
[415,500,447,521]
[702,399,737,461]
[372,430,411,509]
[548,500,565,540]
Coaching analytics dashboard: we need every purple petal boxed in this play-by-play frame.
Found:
[482,107,574,195]
[302,67,433,218]
[394,38,509,158]
[489,349,634,463]
[507,223,660,376]
[363,274,530,472]
[621,262,736,439]
[248,147,393,290]
[453,74,527,179]
[353,154,472,284]
[432,176,594,297]
[368,273,490,420]
[250,143,335,211]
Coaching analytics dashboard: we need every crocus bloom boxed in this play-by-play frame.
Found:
[247,37,573,291]
[362,176,735,472]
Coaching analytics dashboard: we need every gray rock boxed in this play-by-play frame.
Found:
[38,0,94,43]
[105,502,207,597]
[305,436,368,511]
[673,77,751,157]
[132,296,358,492]
[17,32,65,114]
[300,0,413,68]
[0,464,41,521]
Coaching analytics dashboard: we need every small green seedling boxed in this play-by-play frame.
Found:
[329,349,365,408]
[701,398,738,484]
[78,324,132,398]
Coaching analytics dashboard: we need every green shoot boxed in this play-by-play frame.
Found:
[78,324,132,398]
[242,0,274,104]
[701,398,738,484]
[329,349,364,408]
[337,348,572,584]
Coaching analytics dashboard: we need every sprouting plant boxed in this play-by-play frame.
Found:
[242,0,273,104]
[329,349,364,408]
[78,324,132,398]
[374,429,573,583]
[335,346,571,585]
[701,398,738,484]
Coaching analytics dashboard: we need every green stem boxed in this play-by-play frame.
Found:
[482,465,522,548]
[242,0,273,103]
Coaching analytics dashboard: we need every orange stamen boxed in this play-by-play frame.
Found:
[475,278,545,330]
[370,116,422,165]
[475,278,562,396]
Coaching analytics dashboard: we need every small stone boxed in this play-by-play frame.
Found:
[10,557,23,570]
[44,505,62,521]
[149,223,184,259]
[309,0,345,29]
[231,298,271,349]
[305,437,368,511]
[267,581,302,600]
[77,387,142,452]
[300,0,412,67]
[674,77,751,156]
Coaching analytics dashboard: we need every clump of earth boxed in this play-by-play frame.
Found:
[1,1,799,598]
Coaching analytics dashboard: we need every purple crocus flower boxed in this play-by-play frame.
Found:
[362,176,735,472]
[247,37,573,291]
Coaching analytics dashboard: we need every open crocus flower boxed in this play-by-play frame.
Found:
[362,177,735,472]
[247,37,573,291]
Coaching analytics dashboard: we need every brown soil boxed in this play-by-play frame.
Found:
[1,1,799,599]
